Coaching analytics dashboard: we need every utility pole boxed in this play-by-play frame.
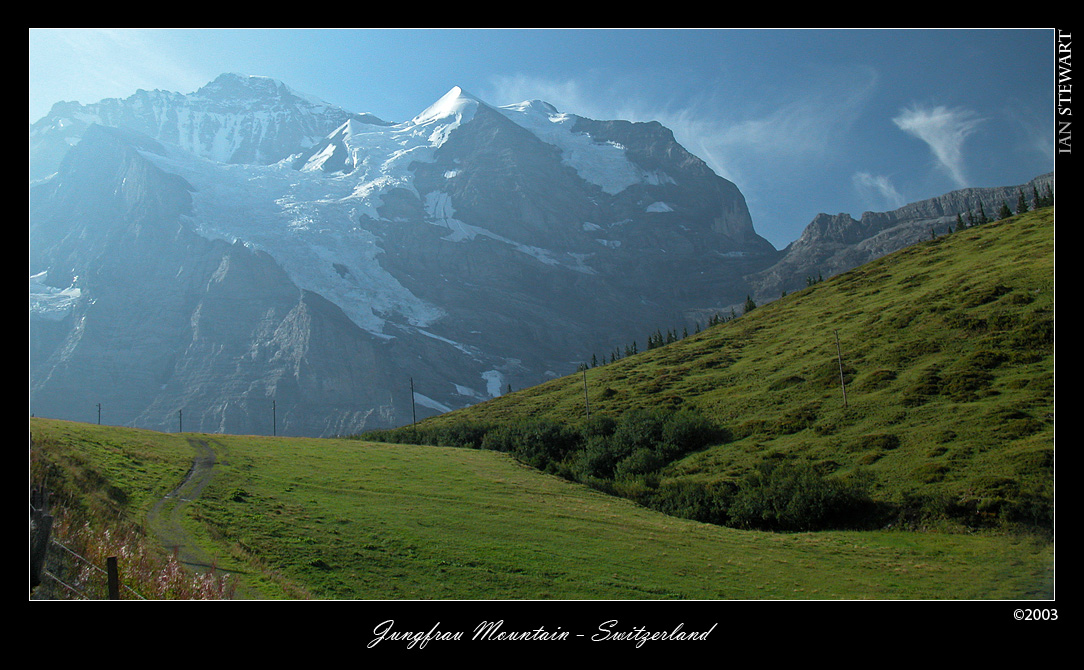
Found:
[410,377,417,425]
[834,330,849,408]
[272,400,277,436]
[97,403,101,425]
[178,409,183,433]
[583,368,590,419]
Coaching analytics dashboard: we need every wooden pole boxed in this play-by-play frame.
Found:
[834,330,849,408]
[410,377,416,425]
[106,556,120,600]
[583,369,590,419]
[30,486,53,593]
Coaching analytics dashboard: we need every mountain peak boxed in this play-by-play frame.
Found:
[195,72,320,107]
[411,86,483,126]
[500,98,561,117]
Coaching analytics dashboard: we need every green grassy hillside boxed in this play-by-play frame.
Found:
[30,417,1051,599]
[366,208,1055,536]
[29,209,1054,600]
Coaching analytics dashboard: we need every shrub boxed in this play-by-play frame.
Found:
[595,408,725,479]
[577,433,624,479]
[727,460,875,531]
[614,448,666,478]
[608,409,667,457]
[648,479,734,526]
[658,409,728,459]
[481,419,581,472]
[434,422,494,449]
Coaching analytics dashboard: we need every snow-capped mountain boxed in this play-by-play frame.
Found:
[29,74,777,436]
[29,73,390,182]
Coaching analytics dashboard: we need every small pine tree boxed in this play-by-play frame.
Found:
[742,295,757,315]
[998,201,1013,220]
[1016,190,1029,215]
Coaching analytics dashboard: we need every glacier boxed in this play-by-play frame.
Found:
[121,85,669,337]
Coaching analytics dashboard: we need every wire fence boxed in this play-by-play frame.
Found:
[30,487,236,601]
[37,537,147,600]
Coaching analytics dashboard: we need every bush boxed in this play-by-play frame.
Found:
[727,461,875,531]
[577,433,623,479]
[481,419,581,472]
[608,409,667,457]
[365,408,731,526]
[659,409,728,459]
[614,448,666,478]
[647,479,734,525]
[434,422,494,449]
[578,408,726,480]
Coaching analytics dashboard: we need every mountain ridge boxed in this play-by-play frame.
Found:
[30,75,774,435]
[28,74,1054,438]
[746,172,1055,303]
[29,73,389,182]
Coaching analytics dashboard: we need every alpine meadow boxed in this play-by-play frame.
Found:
[31,206,1054,600]
[29,30,1057,606]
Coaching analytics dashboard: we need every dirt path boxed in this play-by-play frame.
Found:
[145,437,219,570]
[143,437,256,597]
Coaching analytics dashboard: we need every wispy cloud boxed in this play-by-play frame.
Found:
[892,104,984,188]
[29,29,208,120]
[486,66,879,188]
[852,172,907,210]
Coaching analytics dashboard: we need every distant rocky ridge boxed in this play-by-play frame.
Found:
[745,172,1055,304]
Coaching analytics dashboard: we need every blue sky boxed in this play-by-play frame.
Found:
[29,28,1058,249]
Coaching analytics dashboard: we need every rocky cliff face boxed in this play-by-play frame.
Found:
[29,126,413,436]
[746,173,1055,301]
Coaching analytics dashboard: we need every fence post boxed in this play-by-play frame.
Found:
[107,556,120,600]
[30,486,53,593]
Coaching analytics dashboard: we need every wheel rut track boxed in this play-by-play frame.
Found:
[145,437,248,593]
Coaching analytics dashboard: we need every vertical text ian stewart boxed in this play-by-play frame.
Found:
[1059,29,1071,154]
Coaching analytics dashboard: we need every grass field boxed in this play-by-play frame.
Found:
[29,209,1055,600]
[30,417,1053,600]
